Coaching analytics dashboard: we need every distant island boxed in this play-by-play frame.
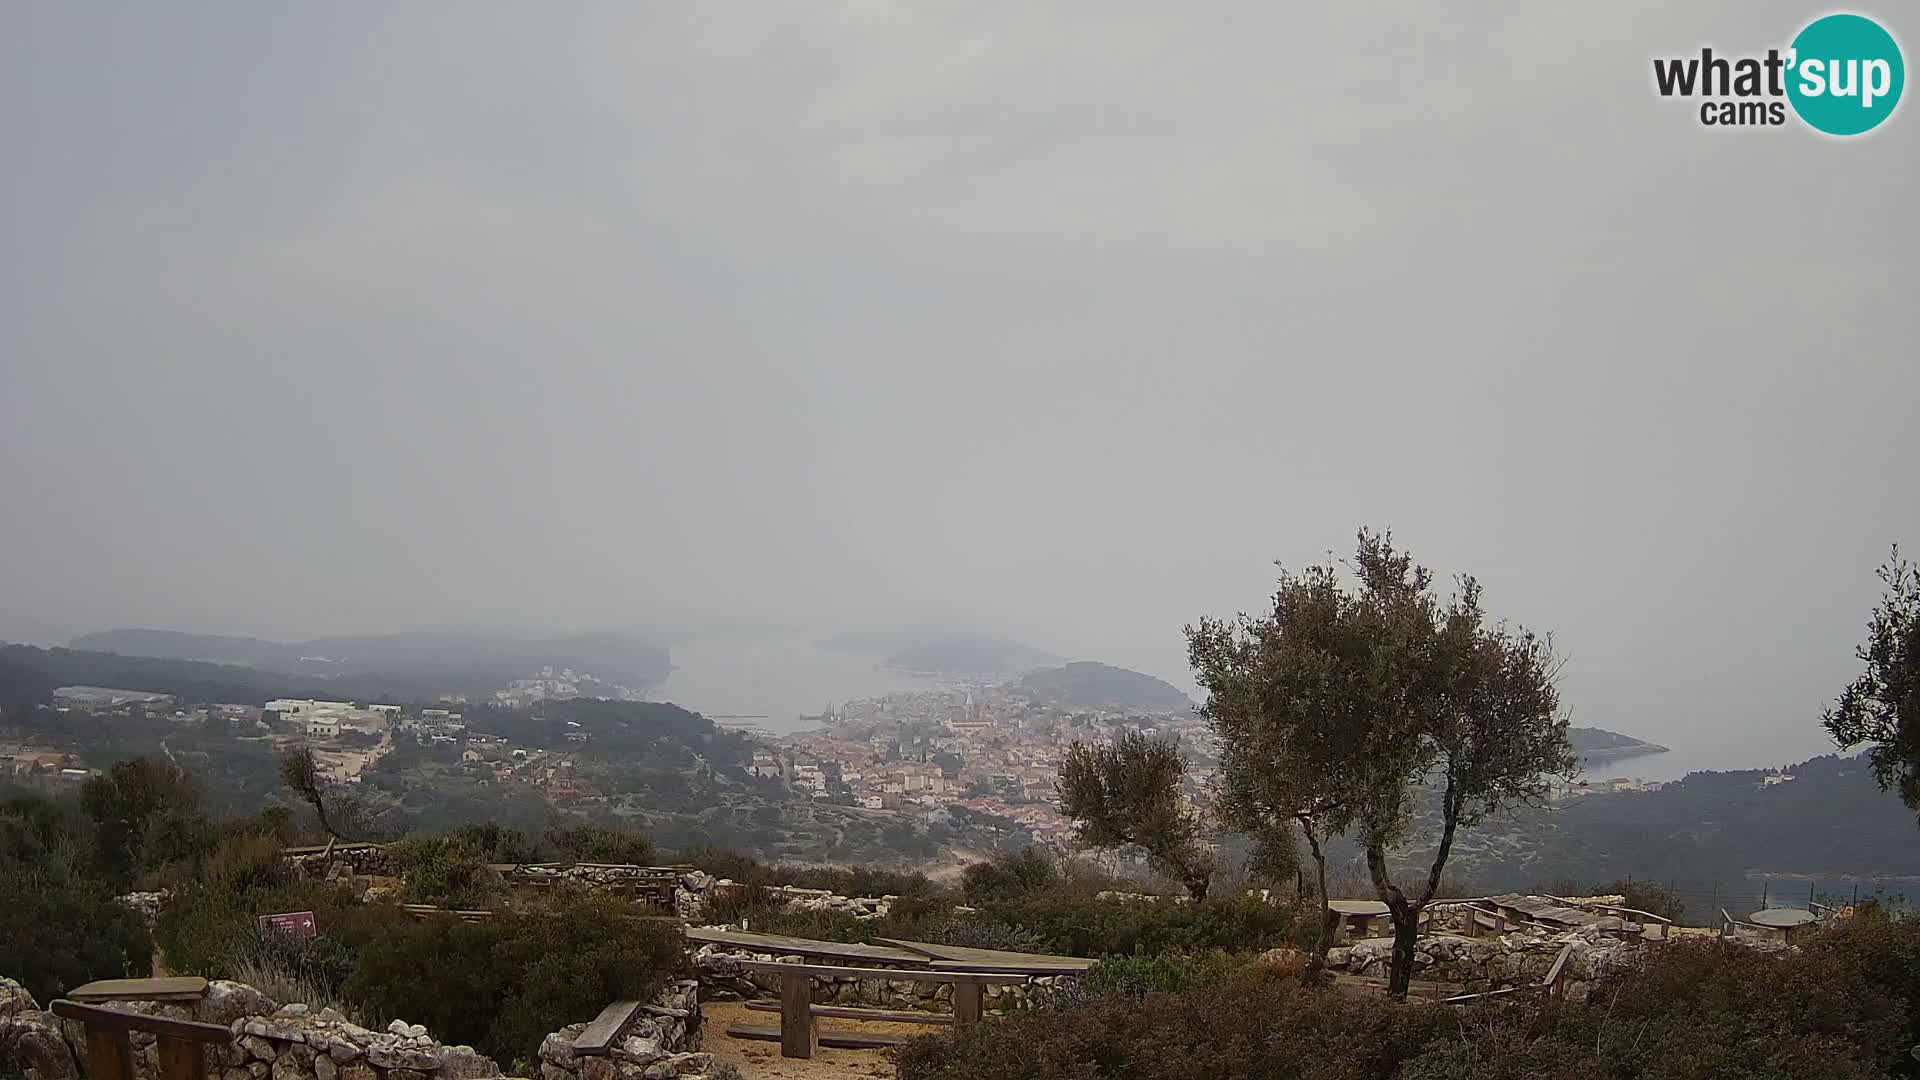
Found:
[821,630,1060,678]
[1568,726,1669,763]
[1018,661,1192,712]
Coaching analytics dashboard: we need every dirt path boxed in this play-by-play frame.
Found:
[700,1000,931,1079]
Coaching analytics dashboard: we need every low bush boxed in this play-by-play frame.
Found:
[384,835,506,909]
[1078,949,1244,998]
[898,939,1912,1080]
[342,894,687,1063]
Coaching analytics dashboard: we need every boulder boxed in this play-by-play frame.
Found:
[1,1011,81,1080]
[200,983,278,1028]
[434,1045,498,1080]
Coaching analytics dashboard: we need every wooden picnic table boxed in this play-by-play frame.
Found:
[728,960,1027,1059]
[1749,907,1819,942]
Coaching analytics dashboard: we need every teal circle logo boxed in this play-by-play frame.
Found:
[1787,13,1904,135]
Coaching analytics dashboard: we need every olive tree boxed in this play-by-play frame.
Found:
[1194,530,1573,998]
[1188,558,1366,976]
[1824,546,1920,815]
[1057,730,1214,900]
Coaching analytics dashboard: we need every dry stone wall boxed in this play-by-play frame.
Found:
[1324,924,1641,1000]
[533,982,709,1080]
[0,978,716,1080]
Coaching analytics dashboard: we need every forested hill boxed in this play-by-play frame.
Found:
[1019,662,1192,711]
[1402,753,1920,893]
[68,627,672,697]
[1568,726,1668,760]
[0,644,323,706]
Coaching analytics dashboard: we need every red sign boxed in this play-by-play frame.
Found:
[258,911,317,940]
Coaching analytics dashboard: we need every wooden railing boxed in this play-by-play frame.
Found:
[50,1000,230,1080]
[728,960,1028,1059]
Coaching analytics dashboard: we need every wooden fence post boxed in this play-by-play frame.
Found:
[779,972,816,1060]
[953,981,984,1026]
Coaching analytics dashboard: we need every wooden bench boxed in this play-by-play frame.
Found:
[51,1000,230,1080]
[571,1000,645,1056]
[68,978,209,1004]
[727,960,1028,1059]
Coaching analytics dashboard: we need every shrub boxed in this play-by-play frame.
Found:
[898,940,1911,1080]
[961,848,1059,904]
[546,823,656,866]
[341,894,686,1063]
[0,877,152,1003]
[384,835,505,909]
[1078,949,1243,998]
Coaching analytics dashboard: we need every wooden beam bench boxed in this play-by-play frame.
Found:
[67,978,209,1004]
[744,1001,954,1024]
[571,1000,645,1056]
[727,960,1027,1059]
[52,1000,230,1080]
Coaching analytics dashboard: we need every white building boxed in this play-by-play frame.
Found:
[305,718,340,739]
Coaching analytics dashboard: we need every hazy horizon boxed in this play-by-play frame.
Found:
[4,4,1914,776]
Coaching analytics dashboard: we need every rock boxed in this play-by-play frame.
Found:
[668,1053,712,1075]
[226,1068,254,1080]
[366,1044,442,1071]
[406,1025,427,1040]
[249,1062,271,1078]
[610,1036,663,1066]
[313,1054,337,1080]
[541,1065,574,1080]
[539,1029,584,1071]
[326,1038,363,1065]
[0,977,39,1017]
[435,1045,500,1079]
[270,1052,314,1080]
[337,1065,375,1080]
[1326,947,1352,968]
[241,1035,280,1062]
[200,983,277,1027]
[388,1021,413,1037]
[1,1013,80,1080]
[386,1069,429,1080]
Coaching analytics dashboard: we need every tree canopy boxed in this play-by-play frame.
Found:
[1824,546,1920,816]
[1057,731,1214,900]
[1192,529,1574,996]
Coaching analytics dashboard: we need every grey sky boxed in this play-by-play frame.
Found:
[2,3,1913,767]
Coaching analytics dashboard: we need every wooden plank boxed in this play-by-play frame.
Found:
[874,938,1095,973]
[734,960,1027,985]
[571,1001,642,1055]
[952,981,983,1026]
[779,972,816,1059]
[51,1001,231,1044]
[726,1025,909,1050]
[157,1036,206,1080]
[746,1002,954,1025]
[926,961,1090,976]
[68,978,209,1003]
[87,1023,135,1080]
[685,927,930,965]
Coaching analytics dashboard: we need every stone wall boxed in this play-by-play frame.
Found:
[1,978,716,1080]
[691,944,1077,1014]
[1324,924,1642,1001]
[533,983,711,1080]
[0,977,498,1080]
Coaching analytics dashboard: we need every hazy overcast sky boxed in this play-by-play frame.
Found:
[2,3,1913,765]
